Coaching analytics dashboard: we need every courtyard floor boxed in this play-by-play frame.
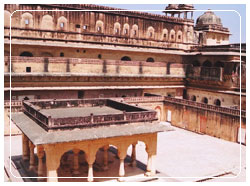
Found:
[4,126,246,182]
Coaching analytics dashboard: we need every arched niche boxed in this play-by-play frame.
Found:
[147,26,155,39]
[96,20,104,33]
[176,30,183,42]
[114,22,121,35]
[41,14,54,30]
[169,29,176,41]
[21,12,34,28]
[131,24,139,37]
[123,23,130,36]
[161,28,168,41]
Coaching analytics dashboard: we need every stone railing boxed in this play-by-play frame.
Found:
[5,27,194,50]
[4,100,23,112]
[164,96,245,118]
[30,98,107,109]
[114,96,165,103]
[22,98,158,130]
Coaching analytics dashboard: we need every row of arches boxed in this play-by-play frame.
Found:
[192,60,224,68]
[23,132,157,182]
[5,10,191,42]
[190,95,221,106]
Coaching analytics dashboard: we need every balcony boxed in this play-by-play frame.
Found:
[187,66,223,81]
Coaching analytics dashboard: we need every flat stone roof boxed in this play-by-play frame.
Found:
[11,113,173,145]
[39,106,123,118]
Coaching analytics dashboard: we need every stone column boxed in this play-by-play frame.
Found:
[73,149,80,175]
[103,145,109,171]
[22,133,30,161]
[37,145,45,181]
[117,144,128,182]
[29,141,36,171]
[145,152,156,176]
[44,145,61,182]
[85,148,97,182]
[130,143,137,167]
[145,133,157,177]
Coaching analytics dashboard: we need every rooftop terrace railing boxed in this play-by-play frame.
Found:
[21,98,158,131]
[164,96,245,118]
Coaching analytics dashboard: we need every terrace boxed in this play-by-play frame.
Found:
[22,98,158,131]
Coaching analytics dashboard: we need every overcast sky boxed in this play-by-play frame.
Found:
[99,4,246,44]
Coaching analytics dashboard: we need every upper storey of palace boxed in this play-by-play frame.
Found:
[4,4,197,52]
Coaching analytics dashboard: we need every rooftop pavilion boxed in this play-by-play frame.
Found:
[11,98,171,182]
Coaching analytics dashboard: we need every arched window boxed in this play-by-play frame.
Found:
[121,56,131,61]
[192,60,200,67]
[214,61,224,68]
[131,24,138,37]
[114,22,121,35]
[123,23,130,36]
[169,29,175,41]
[147,26,155,39]
[202,60,212,67]
[202,97,208,104]
[214,99,221,106]
[21,12,34,28]
[57,16,67,30]
[20,51,33,57]
[176,30,183,42]
[191,95,196,102]
[146,57,154,62]
[96,20,104,33]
